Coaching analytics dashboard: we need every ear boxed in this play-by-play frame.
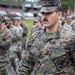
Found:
[57,12,62,19]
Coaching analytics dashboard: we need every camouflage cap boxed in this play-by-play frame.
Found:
[40,0,61,13]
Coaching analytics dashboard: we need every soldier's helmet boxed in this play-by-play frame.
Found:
[40,0,61,13]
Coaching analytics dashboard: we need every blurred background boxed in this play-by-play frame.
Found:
[0,0,75,38]
[0,0,74,18]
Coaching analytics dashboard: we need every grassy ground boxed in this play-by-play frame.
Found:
[25,19,34,40]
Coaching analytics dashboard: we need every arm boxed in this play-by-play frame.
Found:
[68,36,75,66]
[14,29,22,40]
[0,30,12,50]
[16,49,36,75]
[23,26,28,36]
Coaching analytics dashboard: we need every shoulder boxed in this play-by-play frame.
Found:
[61,26,75,39]
[27,30,43,45]
[31,29,43,39]
[5,27,10,33]
[5,27,13,37]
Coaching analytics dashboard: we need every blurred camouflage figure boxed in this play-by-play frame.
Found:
[14,19,23,52]
[14,19,23,70]
[70,16,75,31]
[0,19,13,75]
[59,17,72,31]
[31,17,44,35]
[9,19,20,71]
[20,17,28,50]
[16,0,75,75]
[3,16,10,29]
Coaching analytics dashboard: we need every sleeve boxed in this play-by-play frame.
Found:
[16,32,38,75]
[23,25,28,36]
[14,29,22,40]
[68,36,75,66]
[16,46,36,75]
[0,30,12,50]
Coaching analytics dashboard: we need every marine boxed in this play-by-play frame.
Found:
[0,19,14,75]
[16,0,75,75]
[20,18,28,50]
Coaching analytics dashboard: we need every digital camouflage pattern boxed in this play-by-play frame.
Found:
[0,26,13,75]
[15,25,23,53]
[20,24,28,38]
[71,19,75,31]
[20,24,28,50]
[16,25,23,39]
[9,25,20,58]
[31,26,44,35]
[42,0,60,6]
[10,26,23,56]
[16,24,75,75]
[40,0,61,12]
[9,25,18,36]
[9,25,23,71]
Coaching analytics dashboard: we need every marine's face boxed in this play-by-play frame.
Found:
[34,21,41,27]
[14,20,19,26]
[41,11,61,28]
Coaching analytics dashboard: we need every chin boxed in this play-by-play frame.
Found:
[43,24,50,27]
[43,24,48,26]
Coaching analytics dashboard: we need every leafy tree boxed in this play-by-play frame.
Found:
[61,0,74,12]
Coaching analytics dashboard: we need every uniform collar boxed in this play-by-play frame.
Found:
[42,25,62,42]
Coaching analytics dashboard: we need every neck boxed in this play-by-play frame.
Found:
[46,22,59,33]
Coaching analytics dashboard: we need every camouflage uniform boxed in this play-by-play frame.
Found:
[61,23,72,31]
[9,25,19,58]
[31,26,44,35]
[16,24,75,75]
[70,19,75,31]
[31,18,43,35]
[0,26,13,75]
[20,24,28,50]
[14,25,23,69]
[16,25,23,53]
[10,25,23,56]
[9,25,23,71]
[16,0,75,75]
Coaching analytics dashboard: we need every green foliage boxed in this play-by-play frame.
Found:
[0,0,74,12]
[61,0,74,12]
[0,0,22,6]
